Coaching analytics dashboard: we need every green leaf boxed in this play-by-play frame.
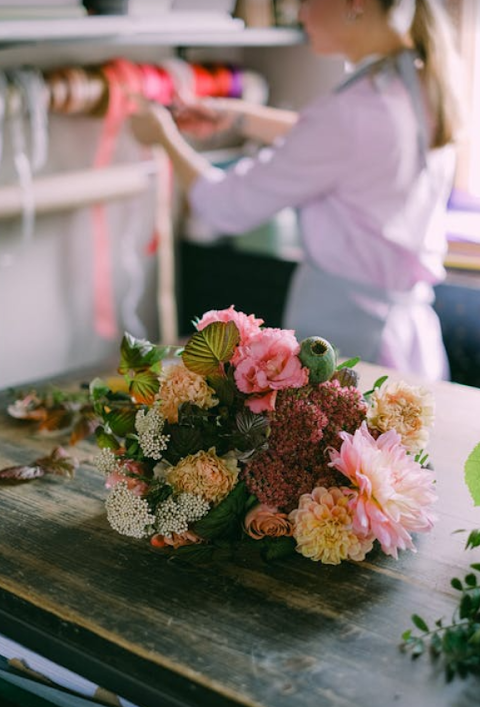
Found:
[451,577,463,591]
[95,427,120,450]
[430,633,443,656]
[125,437,140,457]
[466,529,480,550]
[182,321,240,376]
[89,377,111,401]
[468,628,480,645]
[207,370,235,406]
[118,333,166,376]
[145,481,172,509]
[336,356,360,370]
[373,375,389,390]
[412,614,429,633]
[465,442,480,506]
[470,563,480,572]
[401,629,412,642]
[165,426,204,464]
[261,536,296,562]
[105,408,137,437]
[363,375,389,399]
[465,573,478,587]
[128,369,160,405]
[460,594,472,619]
[193,481,248,541]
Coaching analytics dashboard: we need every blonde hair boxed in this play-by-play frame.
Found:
[381,0,463,147]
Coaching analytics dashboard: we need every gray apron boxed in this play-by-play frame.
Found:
[283,50,449,379]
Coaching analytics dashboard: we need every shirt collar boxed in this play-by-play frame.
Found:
[344,53,383,76]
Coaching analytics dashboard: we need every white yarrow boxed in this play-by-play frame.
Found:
[105,482,155,539]
[135,406,170,460]
[94,448,120,475]
[156,492,210,538]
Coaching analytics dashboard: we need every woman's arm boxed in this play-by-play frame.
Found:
[130,94,351,236]
[226,100,299,144]
[173,97,298,145]
[130,104,213,192]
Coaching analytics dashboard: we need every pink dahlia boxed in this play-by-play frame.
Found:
[234,327,309,412]
[329,423,437,558]
[196,306,264,365]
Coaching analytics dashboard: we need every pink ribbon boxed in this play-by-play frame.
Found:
[92,58,143,339]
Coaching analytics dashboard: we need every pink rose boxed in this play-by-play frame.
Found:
[246,390,278,414]
[196,306,264,365]
[244,503,293,540]
[234,327,309,412]
[105,459,149,497]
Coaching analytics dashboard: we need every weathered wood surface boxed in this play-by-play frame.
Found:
[0,363,480,707]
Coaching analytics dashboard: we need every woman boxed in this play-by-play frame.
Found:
[130,0,462,380]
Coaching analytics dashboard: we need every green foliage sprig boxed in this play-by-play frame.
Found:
[401,529,480,681]
[401,440,480,680]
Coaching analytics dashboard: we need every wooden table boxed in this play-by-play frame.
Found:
[0,363,479,707]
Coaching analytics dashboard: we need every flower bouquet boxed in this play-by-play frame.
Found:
[91,306,437,565]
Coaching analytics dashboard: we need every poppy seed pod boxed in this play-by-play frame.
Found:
[298,336,337,384]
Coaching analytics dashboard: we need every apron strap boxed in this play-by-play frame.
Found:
[336,49,429,169]
[395,50,429,169]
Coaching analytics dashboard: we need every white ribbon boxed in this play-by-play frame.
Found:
[0,71,6,167]
[6,69,50,247]
[7,76,35,246]
[13,68,49,173]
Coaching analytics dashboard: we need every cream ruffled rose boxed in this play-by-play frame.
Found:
[166,448,239,504]
[367,380,434,453]
[158,362,217,424]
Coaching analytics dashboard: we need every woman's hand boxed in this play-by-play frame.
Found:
[171,97,239,139]
[129,100,178,147]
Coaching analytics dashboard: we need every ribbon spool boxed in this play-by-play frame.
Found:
[139,64,174,105]
[46,67,107,116]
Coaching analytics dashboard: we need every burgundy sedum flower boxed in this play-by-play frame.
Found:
[242,380,367,511]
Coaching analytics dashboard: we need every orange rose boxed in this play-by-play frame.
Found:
[244,503,293,540]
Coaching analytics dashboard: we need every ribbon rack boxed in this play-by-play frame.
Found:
[0,58,268,344]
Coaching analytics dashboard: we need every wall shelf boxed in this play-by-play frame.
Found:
[0,16,305,48]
